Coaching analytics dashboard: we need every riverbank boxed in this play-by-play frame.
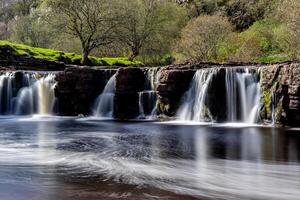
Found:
[0,40,140,70]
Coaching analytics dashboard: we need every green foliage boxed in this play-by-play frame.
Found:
[10,12,54,48]
[117,0,187,63]
[274,0,300,60]
[226,0,273,31]
[217,19,289,63]
[1,0,299,65]
[175,15,233,62]
[0,40,140,66]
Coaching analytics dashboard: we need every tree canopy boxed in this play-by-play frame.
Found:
[0,0,298,65]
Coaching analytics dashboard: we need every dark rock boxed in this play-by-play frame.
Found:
[55,66,117,116]
[157,69,195,116]
[206,68,227,122]
[0,45,66,71]
[260,63,300,126]
[114,67,145,119]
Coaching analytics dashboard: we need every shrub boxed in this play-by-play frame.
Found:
[175,15,233,62]
[218,19,288,63]
[274,0,300,60]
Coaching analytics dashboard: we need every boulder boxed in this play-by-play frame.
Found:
[55,66,117,116]
[114,67,145,119]
[157,69,195,116]
[260,63,300,126]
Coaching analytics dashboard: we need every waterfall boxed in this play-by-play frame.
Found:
[177,68,216,122]
[138,91,157,118]
[145,67,161,90]
[0,72,57,116]
[177,67,261,124]
[36,74,57,115]
[225,68,261,123]
[93,74,116,118]
[138,68,160,119]
[0,73,13,114]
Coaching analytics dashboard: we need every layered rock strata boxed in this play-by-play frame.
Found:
[55,66,117,116]
[114,67,145,119]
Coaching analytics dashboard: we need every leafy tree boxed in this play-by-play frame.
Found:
[176,0,229,17]
[175,15,233,62]
[44,0,122,65]
[274,0,300,60]
[226,0,272,31]
[10,12,54,47]
[0,0,42,39]
[218,19,288,63]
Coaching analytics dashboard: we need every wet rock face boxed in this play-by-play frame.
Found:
[156,69,195,116]
[55,67,117,116]
[0,45,66,71]
[260,63,300,126]
[114,68,145,119]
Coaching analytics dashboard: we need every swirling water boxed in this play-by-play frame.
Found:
[0,117,299,200]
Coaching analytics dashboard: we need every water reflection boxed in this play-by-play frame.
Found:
[0,119,299,199]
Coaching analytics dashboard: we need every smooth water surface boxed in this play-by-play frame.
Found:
[0,117,299,200]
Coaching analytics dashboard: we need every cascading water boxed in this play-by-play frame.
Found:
[93,74,116,118]
[225,68,261,123]
[177,67,261,124]
[138,68,160,119]
[177,68,217,122]
[0,73,13,114]
[0,72,57,116]
[138,91,157,118]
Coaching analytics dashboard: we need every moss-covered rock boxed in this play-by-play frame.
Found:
[0,40,141,68]
[259,63,300,126]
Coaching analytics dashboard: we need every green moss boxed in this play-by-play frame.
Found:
[262,90,273,119]
[0,40,141,66]
[256,54,289,63]
[260,80,285,124]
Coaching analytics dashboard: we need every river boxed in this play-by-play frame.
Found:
[0,117,299,200]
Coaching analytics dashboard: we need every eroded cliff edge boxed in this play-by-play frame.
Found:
[53,62,300,126]
[155,62,300,126]
[259,63,300,126]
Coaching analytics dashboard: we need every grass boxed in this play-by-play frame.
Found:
[256,54,289,63]
[0,40,141,66]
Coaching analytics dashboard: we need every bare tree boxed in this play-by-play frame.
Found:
[45,0,121,65]
[118,0,186,61]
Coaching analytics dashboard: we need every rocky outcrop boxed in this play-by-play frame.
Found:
[0,45,66,71]
[260,63,300,126]
[157,69,195,116]
[48,62,300,126]
[156,62,300,126]
[55,66,117,116]
[114,67,145,119]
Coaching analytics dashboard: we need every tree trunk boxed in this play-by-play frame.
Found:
[81,49,90,65]
[128,49,139,61]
